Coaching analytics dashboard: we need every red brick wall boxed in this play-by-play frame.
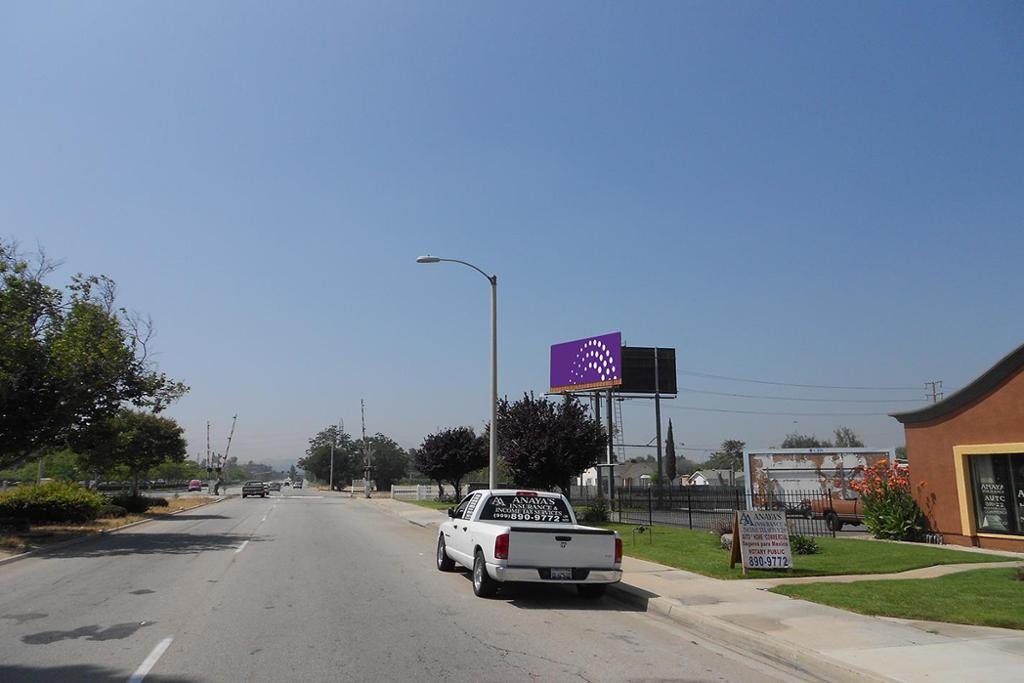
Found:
[903,367,1024,551]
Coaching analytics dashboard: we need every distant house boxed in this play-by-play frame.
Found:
[688,469,744,487]
[577,460,657,488]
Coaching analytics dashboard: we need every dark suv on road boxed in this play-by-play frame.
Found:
[242,481,266,498]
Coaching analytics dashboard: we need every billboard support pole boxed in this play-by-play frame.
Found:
[654,347,663,484]
[606,388,615,504]
[594,391,603,496]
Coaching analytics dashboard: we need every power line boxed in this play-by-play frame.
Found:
[662,404,886,417]
[680,370,926,391]
[677,387,926,404]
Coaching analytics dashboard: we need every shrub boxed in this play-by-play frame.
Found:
[98,504,128,518]
[0,516,31,532]
[107,495,169,513]
[0,481,105,522]
[789,534,820,555]
[851,462,929,541]
[578,496,609,523]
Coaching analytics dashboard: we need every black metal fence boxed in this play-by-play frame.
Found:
[571,484,839,537]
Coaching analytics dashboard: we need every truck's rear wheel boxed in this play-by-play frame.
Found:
[436,535,456,572]
[825,512,843,532]
[472,550,498,598]
[577,584,607,599]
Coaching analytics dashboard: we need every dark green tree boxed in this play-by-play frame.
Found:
[703,439,746,471]
[0,241,187,469]
[780,432,831,448]
[299,425,361,490]
[414,427,487,499]
[74,409,187,496]
[664,420,677,483]
[832,426,864,448]
[495,393,606,499]
[360,432,408,492]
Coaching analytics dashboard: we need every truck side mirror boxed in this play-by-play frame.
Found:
[447,507,457,518]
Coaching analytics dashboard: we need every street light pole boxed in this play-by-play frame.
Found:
[417,254,499,490]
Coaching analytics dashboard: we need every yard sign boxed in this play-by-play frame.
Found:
[729,510,792,575]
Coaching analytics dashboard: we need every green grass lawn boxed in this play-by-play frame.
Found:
[600,523,1017,580]
[771,568,1024,629]
[406,499,452,511]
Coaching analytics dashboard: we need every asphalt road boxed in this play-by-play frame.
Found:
[0,490,807,682]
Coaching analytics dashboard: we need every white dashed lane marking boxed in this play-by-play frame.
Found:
[127,636,173,683]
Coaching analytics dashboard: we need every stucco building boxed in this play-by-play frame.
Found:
[891,342,1024,552]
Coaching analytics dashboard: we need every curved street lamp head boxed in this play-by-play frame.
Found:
[416,255,441,264]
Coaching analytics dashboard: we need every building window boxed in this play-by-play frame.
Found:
[969,453,1024,536]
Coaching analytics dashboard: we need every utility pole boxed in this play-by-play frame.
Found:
[206,421,214,492]
[329,417,342,492]
[654,347,663,485]
[925,380,944,403]
[361,400,372,498]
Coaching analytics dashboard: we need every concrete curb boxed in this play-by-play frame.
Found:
[373,497,892,681]
[605,582,890,683]
[0,496,227,569]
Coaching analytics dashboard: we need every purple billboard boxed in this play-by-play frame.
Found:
[550,332,623,393]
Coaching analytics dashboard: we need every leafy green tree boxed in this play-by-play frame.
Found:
[703,439,746,470]
[495,393,606,499]
[74,409,188,496]
[832,426,864,447]
[675,456,701,477]
[148,460,206,483]
[414,427,487,499]
[0,241,187,469]
[361,433,408,492]
[0,449,87,482]
[780,432,831,448]
[895,445,907,462]
[664,420,677,483]
[299,425,361,490]
[289,464,298,481]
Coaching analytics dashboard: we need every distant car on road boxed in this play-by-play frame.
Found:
[242,481,266,498]
[806,491,864,531]
[269,482,282,491]
[187,479,203,492]
[293,480,303,489]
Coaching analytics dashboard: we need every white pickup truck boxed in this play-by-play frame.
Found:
[436,489,622,598]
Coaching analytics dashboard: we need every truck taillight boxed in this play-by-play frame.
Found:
[614,537,623,563]
[494,533,510,560]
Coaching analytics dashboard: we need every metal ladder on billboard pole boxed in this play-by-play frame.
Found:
[614,396,626,462]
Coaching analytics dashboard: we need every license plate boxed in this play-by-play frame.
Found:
[550,568,572,580]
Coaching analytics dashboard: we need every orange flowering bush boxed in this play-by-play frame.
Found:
[850,462,929,541]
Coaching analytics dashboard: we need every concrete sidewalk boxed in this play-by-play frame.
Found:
[364,497,1024,683]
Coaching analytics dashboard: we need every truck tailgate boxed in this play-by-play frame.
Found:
[508,526,616,568]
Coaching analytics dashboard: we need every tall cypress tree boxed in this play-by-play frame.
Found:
[665,420,677,483]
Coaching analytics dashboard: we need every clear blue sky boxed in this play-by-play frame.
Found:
[3,2,1022,467]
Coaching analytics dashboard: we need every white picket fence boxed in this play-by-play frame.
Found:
[390,484,433,500]
[390,483,454,501]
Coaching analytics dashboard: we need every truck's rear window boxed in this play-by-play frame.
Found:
[479,495,573,523]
